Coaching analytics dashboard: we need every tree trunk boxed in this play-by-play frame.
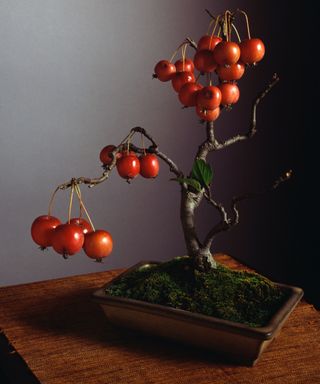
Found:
[180,188,217,271]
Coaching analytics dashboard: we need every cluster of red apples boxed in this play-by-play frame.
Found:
[31,143,160,260]
[31,182,113,262]
[100,145,159,181]
[153,10,265,121]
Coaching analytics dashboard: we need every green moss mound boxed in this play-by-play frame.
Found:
[105,256,287,327]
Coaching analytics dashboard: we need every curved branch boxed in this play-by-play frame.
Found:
[185,37,197,50]
[202,169,293,250]
[215,73,280,149]
[196,121,221,160]
[231,169,293,225]
[128,126,158,148]
[55,126,184,190]
[190,75,281,261]
[154,149,184,177]
[204,191,229,224]
[205,9,217,20]
[129,144,183,178]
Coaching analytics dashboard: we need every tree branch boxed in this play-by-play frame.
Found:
[204,190,229,224]
[55,126,184,190]
[230,169,293,225]
[129,143,183,178]
[202,169,292,250]
[196,121,220,160]
[185,37,197,50]
[215,73,280,149]
[205,9,217,20]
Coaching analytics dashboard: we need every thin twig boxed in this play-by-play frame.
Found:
[215,74,280,149]
[196,121,221,160]
[185,37,197,50]
[204,191,229,223]
[231,169,293,225]
[54,126,184,190]
[205,9,217,20]
[203,170,292,250]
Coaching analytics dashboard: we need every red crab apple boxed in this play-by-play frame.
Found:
[213,41,241,66]
[178,82,203,107]
[197,86,222,110]
[216,62,245,81]
[194,50,217,73]
[31,215,61,248]
[196,106,220,121]
[51,223,84,256]
[153,60,176,81]
[174,58,195,73]
[116,153,140,179]
[197,35,222,51]
[100,145,122,166]
[240,38,265,64]
[69,218,93,235]
[83,230,113,260]
[218,83,240,106]
[139,154,160,178]
[171,71,195,92]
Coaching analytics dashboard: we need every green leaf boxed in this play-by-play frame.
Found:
[171,177,202,192]
[191,159,213,187]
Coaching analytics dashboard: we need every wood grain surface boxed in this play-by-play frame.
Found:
[0,254,319,384]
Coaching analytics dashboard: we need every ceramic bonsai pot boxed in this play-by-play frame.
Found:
[92,261,303,366]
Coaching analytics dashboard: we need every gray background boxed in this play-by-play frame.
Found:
[0,0,299,286]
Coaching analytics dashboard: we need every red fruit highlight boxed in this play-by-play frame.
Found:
[31,215,61,248]
[154,60,176,81]
[83,230,113,260]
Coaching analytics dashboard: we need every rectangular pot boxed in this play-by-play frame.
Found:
[92,261,303,366]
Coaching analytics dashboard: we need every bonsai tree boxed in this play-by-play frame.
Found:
[31,10,291,273]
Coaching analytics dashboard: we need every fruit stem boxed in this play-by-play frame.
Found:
[227,11,233,42]
[68,180,75,224]
[231,23,241,43]
[181,44,187,71]
[77,186,83,218]
[74,183,96,232]
[223,11,227,41]
[206,17,215,35]
[169,41,188,63]
[140,133,147,156]
[48,186,60,216]
[237,9,251,39]
[206,13,220,37]
[209,15,220,45]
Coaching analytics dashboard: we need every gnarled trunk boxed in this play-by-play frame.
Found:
[180,188,217,271]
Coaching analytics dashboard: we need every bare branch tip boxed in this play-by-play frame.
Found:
[185,37,197,50]
[205,9,216,20]
[273,169,293,189]
[285,169,293,179]
[272,73,280,82]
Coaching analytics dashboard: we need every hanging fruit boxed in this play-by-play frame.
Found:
[152,9,265,123]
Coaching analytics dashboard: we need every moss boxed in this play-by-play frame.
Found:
[105,257,287,327]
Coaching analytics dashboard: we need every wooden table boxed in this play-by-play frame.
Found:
[0,255,319,384]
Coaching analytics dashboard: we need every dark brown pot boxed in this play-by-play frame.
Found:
[92,261,303,366]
